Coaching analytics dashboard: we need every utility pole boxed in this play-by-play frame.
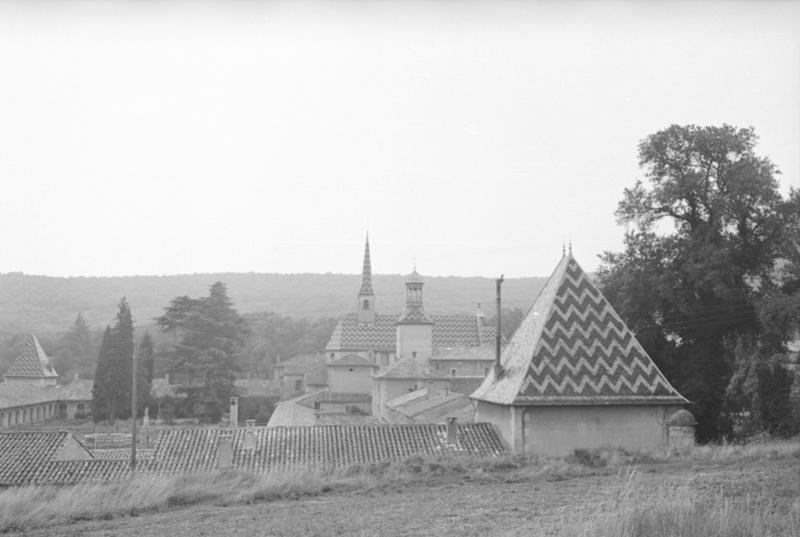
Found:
[130,335,138,474]
[495,275,504,375]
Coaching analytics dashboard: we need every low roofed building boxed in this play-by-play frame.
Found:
[472,249,688,455]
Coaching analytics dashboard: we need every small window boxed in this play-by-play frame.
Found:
[450,368,457,377]
[412,351,417,358]
[294,379,302,392]
[362,299,370,310]
[330,353,335,359]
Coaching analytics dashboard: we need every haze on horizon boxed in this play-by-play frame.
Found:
[0,1,798,280]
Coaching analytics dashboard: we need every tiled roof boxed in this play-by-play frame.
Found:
[386,388,475,423]
[432,345,496,362]
[276,353,328,375]
[32,458,131,486]
[151,423,506,474]
[472,253,688,406]
[0,431,92,486]
[0,380,93,410]
[326,313,496,351]
[92,448,156,460]
[327,354,377,368]
[375,358,450,380]
[4,335,58,379]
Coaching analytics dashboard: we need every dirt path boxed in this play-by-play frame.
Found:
[17,458,799,537]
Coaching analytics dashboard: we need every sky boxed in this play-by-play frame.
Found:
[0,1,798,279]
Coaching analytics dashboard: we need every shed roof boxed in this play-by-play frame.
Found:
[472,253,687,406]
[151,423,506,474]
[327,354,377,368]
[4,335,58,379]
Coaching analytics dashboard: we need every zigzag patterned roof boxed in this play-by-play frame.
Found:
[326,313,496,351]
[471,253,687,406]
[4,335,58,379]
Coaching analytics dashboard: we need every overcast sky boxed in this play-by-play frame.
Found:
[0,1,798,279]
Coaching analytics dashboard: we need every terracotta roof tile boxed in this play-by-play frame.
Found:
[151,423,506,474]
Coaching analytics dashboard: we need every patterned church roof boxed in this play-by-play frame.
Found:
[4,335,58,379]
[326,313,496,352]
[359,235,374,295]
[471,253,687,406]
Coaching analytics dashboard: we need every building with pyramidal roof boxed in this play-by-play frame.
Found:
[4,335,58,386]
[471,249,688,455]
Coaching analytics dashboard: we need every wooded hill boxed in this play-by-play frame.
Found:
[0,272,547,334]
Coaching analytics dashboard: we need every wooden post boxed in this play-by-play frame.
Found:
[130,336,137,474]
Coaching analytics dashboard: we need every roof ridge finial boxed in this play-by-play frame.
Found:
[562,238,566,257]
[568,234,572,256]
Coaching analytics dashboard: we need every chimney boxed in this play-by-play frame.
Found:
[475,303,484,345]
[229,397,239,427]
[216,434,233,469]
[242,421,256,451]
[446,417,458,445]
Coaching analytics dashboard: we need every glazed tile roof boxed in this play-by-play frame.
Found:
[326,313,496,352]
[151,423,506,474]
[4,335,58,379]
[374,358,450,380]
[472,253,688,406]
[0,380,93,410]
[432,345,496,362]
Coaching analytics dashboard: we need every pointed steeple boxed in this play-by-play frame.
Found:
[357,234,376,323]
[359,234,374,295]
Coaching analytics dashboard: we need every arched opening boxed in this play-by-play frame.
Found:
[362,299,370,310]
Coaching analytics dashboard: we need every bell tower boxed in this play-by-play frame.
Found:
[357,234,376,324]
[396,269,433,362]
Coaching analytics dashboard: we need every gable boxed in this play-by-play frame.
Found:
[4,335,58,379]
[472,254,687,406]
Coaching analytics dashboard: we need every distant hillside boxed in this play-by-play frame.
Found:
[0,272,547,334]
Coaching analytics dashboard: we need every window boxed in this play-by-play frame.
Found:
[484,367,490,376]
[330,353,335,359]
[294,379,302,392]
[362,299,370,310]
[412,351,417,358]
[450,368,457,377]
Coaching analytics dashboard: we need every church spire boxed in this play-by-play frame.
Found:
[357,234,376,323]
[359,233,374,295]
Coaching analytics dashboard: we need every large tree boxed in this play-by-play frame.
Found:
[598,124,799,441]
[54,312,94,381]
[156,282,248,422]
[92,299,134,422]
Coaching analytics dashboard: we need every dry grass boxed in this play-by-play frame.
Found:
[1,439,798,534]
[563,468,800,537]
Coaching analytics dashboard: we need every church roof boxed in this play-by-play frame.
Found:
[4,335,58,379]
[471,253,687,406]
[359,235,374,295]
[326,313,496,351]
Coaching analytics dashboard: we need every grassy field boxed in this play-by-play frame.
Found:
[2,441,799,536]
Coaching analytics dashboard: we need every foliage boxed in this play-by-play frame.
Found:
[0,271,548,335]
[236,396,277,425]
[156,282,249,423]
[51,313,93,382]
[240,313,338,378]
[598,124,800,441]
[485,307,525,341]
[92,299,135,422]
